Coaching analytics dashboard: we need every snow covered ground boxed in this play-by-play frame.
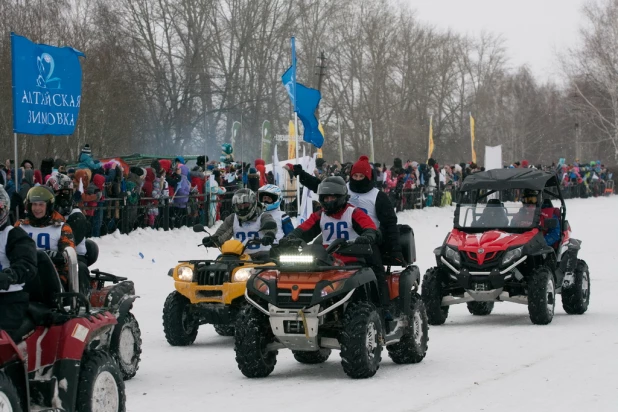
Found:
[94,197,618,412]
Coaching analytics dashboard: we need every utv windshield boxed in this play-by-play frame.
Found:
[456,203,540,230]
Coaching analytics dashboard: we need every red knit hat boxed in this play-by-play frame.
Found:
[351,155,372,180]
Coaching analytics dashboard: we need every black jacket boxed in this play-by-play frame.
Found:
[298,170,401,253]
[2,224,37,285]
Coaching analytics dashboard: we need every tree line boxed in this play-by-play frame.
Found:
[0,0,616,167]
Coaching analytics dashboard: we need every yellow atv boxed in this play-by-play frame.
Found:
[162,221,276,345]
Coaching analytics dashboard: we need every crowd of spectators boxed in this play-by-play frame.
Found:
[0,145,613,237]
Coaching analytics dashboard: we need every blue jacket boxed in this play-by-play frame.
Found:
[78,153,102,171]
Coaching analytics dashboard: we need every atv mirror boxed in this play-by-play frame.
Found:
[193,224,206,233]
[543,218,558,230]
[259,221,277,231]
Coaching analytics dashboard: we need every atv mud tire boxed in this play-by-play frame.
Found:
[293,349,331,364]
[562,259,590,315]
[214,324,235,336]
[234,306,278,378]
[163,291,198,346]
[111,312,142,380]
[421,267,449,325]
[340,301,383,379]
[0,371,23,412]
[467,301,494,316]
[75,351,126,412]
[528,266,555,325]
[387,293,429,364]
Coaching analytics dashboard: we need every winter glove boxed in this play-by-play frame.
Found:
[45,250,66,265]
[293,164,303,177]
[261,232,276,246]
[202,236,215,247]
[354,236,372,245]
[0,268,15,291]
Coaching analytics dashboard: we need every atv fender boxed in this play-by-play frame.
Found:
[117,295,139,317]
[105,281,136,308]
[337,267,380,304]
[398,266,419,317]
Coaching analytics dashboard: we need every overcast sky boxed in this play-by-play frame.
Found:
[407,0,589,83]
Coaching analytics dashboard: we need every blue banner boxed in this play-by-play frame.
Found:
[281,37,324,149]
[11,33,85,135]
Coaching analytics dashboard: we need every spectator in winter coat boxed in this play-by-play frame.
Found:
[247,167,260,192]
[255,159,267,187]
[77,144,102,171]
[205,170,226,226]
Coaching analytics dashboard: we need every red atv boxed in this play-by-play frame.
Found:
[0,248,126,412]
[422,169,590,325]
[235,225,428,379]
[86,239,141,380]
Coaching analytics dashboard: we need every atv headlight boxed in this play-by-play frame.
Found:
[232,268,253,283]
[445,247,461,266]
[177,266,194,282]
[279,255,314,264]
[501,247,523,267]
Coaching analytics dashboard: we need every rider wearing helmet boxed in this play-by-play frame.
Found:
[46,173,91,295]
[204,188,277,260]
[0,185,37,342]
[511,189,561,246]
[281,177,391,310]
[14,186,76,289]
[293,156,404,264]
[258,184,294,242]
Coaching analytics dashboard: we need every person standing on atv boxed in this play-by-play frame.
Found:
[280,177,393,314]
[293,155,404,264]
[0,185,37,342]
[258,184,294,243]
[203,188,277,260]
[14,187,76,290]
[511,189,560,246]
[46,173,91,295]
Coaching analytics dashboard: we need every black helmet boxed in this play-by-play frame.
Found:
[232,188,258,222]
[0,185,10,227]
[47,173,74,215]
[522,189,540,205]
[318,176,349,215]
[25,186,55,224]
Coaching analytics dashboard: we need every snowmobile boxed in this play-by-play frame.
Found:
[162,221,277,345]
[84,239,141,380]
[422,168,590,326]
[235,224,428,379]
[0,247,126,412]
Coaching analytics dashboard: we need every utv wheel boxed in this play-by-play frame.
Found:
[0,371,23,412]
[467,301,494,316]
[292,349,331,364]
[213,324,235,337]
[562,259,590,315]
[528,266,555,325]
[163,291,198,346]
[387,293,429,364]
[421,267,449,325]
[75,351,126,412]
[234,306,277,378]
[340,301,383,379]
[111,312,142,380]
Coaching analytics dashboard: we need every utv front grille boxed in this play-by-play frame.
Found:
[197,270,228,286]
[462,251,504,270]
[276,289,313,308]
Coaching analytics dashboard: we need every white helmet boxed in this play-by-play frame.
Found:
[258,184,282,211]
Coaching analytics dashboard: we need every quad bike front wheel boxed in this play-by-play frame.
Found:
[213,324,235,337]
[562,259,590,315]
[0,371,23,412]
[340,301,383,379]
[293,349,331,364]
[421,267,449,325]
[111,312,142,380]
[163,291,198,346]
[467,301,494,316]
[528,266,555,325]
[234,306,278,378]
[387,293,429,364]
[75,351,126,412]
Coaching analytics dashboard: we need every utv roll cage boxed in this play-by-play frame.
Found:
[455,169,567,236]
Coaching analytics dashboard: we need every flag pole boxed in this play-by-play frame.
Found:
[337,116,344,163]
[369,119,375,162]
[295,112,300,213]
[13,132,19,219]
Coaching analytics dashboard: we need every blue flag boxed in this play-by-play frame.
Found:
[281,37,324,149]
[11,33,85,135]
